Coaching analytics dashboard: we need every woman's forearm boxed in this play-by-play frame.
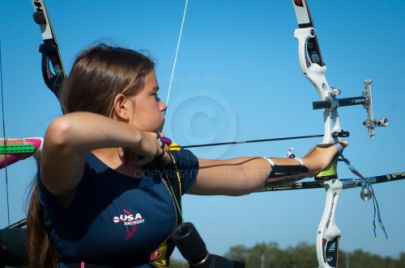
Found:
[45,112,145,154]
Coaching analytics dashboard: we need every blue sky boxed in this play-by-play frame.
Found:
[1,0,405,260]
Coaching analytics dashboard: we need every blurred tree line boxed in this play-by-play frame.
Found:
[170,242,405,268]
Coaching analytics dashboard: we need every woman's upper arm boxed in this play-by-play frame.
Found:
[40,117,86,202]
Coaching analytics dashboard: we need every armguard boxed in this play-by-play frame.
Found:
[264,157,309,188]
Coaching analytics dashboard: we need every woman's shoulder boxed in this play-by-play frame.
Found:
[171,149,198,168]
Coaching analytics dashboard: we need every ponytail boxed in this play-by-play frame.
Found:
[27,182,58,268]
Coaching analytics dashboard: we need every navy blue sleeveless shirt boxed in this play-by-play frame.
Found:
[38,150,198,267]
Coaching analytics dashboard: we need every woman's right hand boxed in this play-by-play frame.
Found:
[119,131,171,167]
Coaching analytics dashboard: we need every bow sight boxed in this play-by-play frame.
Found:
[293,0,388,143]
[312,80,389,139]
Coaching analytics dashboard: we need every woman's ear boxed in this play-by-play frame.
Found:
[111,93,130,121]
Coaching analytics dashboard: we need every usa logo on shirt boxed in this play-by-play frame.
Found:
[113,209,145,240]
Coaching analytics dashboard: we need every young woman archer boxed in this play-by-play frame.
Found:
[21,44,346,268]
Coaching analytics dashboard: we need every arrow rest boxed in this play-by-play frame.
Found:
[331,130,349,138]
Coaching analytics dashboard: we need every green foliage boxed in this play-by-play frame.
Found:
[169,258,188,268]
[170,242,405,268]
[223,242,405,268]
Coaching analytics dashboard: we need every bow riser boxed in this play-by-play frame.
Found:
[294,27,342,145]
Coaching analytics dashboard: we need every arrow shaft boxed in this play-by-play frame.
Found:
[176,134,323,149]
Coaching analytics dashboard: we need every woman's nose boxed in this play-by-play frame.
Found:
[160,100,167,113]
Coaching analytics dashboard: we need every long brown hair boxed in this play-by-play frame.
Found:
[27,44,155,268]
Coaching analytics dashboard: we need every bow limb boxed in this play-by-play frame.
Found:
[32,0,66,100]
[293,1,342,145]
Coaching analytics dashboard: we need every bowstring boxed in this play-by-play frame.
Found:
[166,0,189,108]
[0,38,11,226]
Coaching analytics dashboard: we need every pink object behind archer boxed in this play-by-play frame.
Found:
[0,138,43,169]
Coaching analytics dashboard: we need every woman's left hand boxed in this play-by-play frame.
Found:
[302,141,349,175]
